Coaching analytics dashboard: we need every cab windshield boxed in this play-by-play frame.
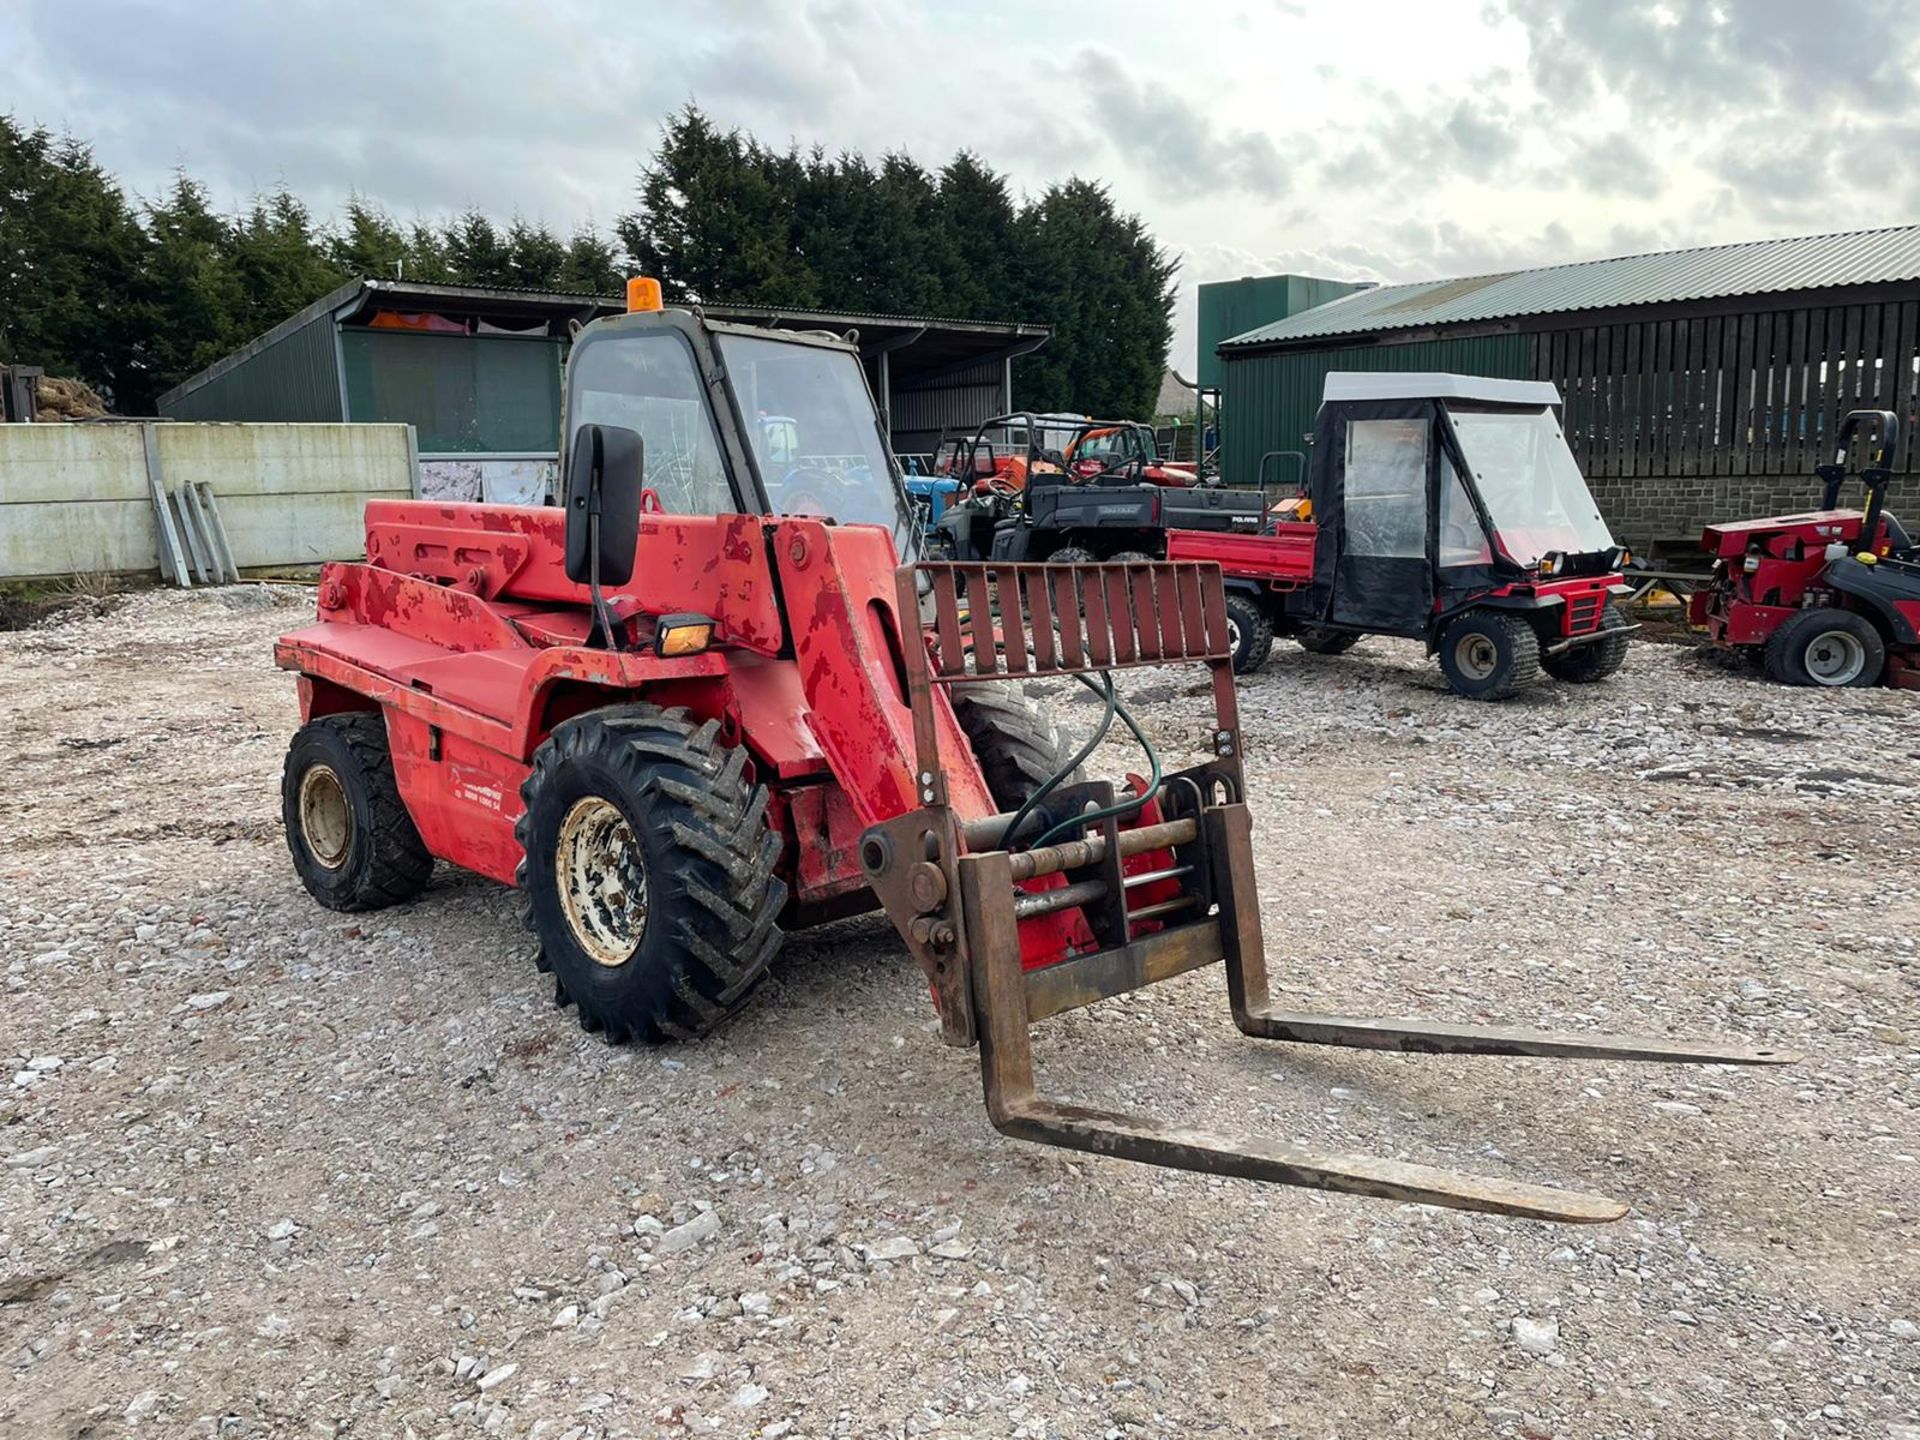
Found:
[1446,405,1614,565]
[717,333,914,551]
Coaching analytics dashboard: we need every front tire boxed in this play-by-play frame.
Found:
[282,713,432,912]
[516,705,786,1042]
[1224,593,1274,673]
[1763,608,1885,687]
[951,684,1082,809]
[1543,602,1631,683]
[1436,611,1543,700]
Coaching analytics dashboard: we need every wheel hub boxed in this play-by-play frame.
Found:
[556,796,649,966]
[1804,630,1866,685]
[1454,633,1499,681]
[1226,615,1243,653]
[298,764,352,870]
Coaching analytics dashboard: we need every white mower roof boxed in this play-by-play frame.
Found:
[1322,372,1563,407]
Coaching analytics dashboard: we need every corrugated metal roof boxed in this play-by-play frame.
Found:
[1221,225,1920,349]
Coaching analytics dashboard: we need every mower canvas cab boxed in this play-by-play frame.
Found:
[930,412,1263,566]
[273,292,1789,1222]
[1689,409,1920,688]
[1169,374,1636,698]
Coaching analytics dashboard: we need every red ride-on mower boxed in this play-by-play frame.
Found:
[273,288,1793,1222]
[1690,409,1920,689]
[1169,374,1637,698]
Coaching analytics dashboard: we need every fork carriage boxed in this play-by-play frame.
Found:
[861,558,1794,1223]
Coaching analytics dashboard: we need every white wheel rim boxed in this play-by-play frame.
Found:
[556,797,649,966]
[298,764,352,870]
[1804,630,1866,685]
[1454,633,1499,681]
[1226,616,1243,653]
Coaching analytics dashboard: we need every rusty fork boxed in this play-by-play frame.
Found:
[863,560,1797,1224]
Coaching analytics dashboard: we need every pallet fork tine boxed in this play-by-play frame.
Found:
[866,559,1798,1224]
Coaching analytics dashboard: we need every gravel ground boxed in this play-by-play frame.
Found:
[2,588,1916,1440]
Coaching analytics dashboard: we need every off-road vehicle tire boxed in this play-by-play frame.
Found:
[1543,602,1631,683]
[516,705,785,1043]
[1223,593,1274,674]
[1048,544,1099,565]
[951,684,1083,810]
[282,713,433,912]
[1108,549,1153,564]
[1763,607,1885,687]
[1296,625,1360,656]
[1437,610,1543,700]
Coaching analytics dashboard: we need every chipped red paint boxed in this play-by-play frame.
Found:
[277,501,1000,926]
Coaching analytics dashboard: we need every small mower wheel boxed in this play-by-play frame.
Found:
[1763,607,1886,687]
[516,705,786,1043]
[1048,544,1099,565]
[1437,610,1543,700]
[1295,626,1360,656]
[282,713,433,912]
[1223,593,1274,674]
[1543,602,1631,683]
[951,683,1083,809]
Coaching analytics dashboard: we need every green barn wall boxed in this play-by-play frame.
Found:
[159,311,344,423]
[1219,335,1535,489]
[1197,276,1366,390]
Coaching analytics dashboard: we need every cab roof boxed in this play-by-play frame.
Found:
[1322,372,1563,407]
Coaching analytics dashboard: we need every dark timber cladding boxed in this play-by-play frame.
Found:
[1216,227,1920,549]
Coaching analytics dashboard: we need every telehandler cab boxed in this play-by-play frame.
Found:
[276,283,1793,1223]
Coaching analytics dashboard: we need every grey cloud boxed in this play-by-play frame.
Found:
[1074,47,1290,202]
[1570,133,1664,200]
[1317,91,1524,195]
[1505,0,1920,122]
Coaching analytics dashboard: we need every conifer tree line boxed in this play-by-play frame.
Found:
[1,105,1176,419]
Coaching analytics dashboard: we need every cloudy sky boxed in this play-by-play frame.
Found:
[4,0,1916,368]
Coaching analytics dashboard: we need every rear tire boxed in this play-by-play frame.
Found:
[1295,626,1359,656]
[1543,601,1631,683]
[1763,608,1885,687]
[1108,549,1153,564]
[1436,611,1543,700]
[951,684,1082,809]
[1049,544,1098,565]
[282,713,432,912]
[1224,593,1274,674]
[515,705,786,1043]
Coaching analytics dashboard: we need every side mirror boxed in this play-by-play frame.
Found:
[563,423,644,586]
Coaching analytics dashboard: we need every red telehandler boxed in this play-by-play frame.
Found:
[275,281,1793,1223]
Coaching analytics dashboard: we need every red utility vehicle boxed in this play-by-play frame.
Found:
[1689,409,1920,688]
[273,287,1790,1221]
[1168,374,1635,699]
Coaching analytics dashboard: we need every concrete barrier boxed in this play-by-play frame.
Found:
[0,422,417,581]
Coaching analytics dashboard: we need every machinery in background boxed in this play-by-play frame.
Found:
[929,412,1263,565]
[1689,409,1920,688]
[1167,374,1636,699]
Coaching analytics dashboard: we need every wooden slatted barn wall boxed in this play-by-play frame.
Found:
[1530,296,1920,549]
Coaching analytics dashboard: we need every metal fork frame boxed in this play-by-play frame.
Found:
[865,560,1797,1224]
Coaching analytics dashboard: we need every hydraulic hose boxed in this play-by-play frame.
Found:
[1028,673,1162,850]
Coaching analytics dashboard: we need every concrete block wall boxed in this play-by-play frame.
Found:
[0,422,416,581]
[1590,473,1838,555]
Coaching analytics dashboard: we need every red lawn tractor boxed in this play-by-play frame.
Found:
[1689,409,1920,689]
[1169,375,1636,699]
[274,286,1790,1222]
